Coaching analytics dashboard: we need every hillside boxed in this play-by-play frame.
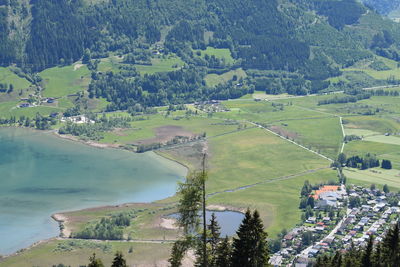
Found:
[1,0,400,111]
[361,0,400,15]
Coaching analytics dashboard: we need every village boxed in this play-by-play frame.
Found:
[269,183,400,266]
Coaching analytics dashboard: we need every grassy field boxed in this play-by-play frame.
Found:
[342,56,400,80]
[134,55,184,75]
[217,100,328,123]
[344,140,399,157]
[193,47,235,64]
[40,64,91,98]
[272,117,343,159]
[0,101,64,118]
[343,116,400,135]
[100,113,248,145]
[202,127,330,193]
[0,67,31,90]
[0,240,172,267]
[344,168,400,191]
[205,68,247,87]
[207,168,337,237]
[364,135,400,145]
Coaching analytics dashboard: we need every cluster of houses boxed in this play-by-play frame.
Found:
[18,97,56,108]
[61,115,95,124]
[269,184,399,266]
[194,100,229,113]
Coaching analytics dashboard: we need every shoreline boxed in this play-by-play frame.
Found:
[0,127,190,258]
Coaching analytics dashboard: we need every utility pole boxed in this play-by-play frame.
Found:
[202,153,207,267]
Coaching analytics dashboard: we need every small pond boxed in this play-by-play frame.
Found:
[168,210,245,237]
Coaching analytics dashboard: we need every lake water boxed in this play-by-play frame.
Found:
[0,128,187,255]
[168,210,245,237]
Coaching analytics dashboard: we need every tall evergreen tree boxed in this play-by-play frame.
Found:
[231,209,269,267]
[111,251,127,267]
[382,223,399,267]
[361,235,374,267]
[215,237,232,267]
[208,212,221,265]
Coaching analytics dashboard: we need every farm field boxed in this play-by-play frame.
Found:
[40,64,92,98]
[269,117,343,159]
[364,135,400,145]
[217,100,329,123]
[161,126,330,194]
[343,168,400,190]
[100,113,249,145]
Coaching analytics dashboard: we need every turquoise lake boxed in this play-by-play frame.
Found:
[0,128,187,255]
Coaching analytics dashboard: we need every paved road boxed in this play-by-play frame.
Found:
[297,185,350,260]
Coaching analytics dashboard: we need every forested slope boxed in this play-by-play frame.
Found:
[1,0,400,108]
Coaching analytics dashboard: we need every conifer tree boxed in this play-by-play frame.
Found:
[361,235,374,267]
[87,253,104,267]
[111,251,127,267]
[382,223,399,266]
[215,237,232,267]
[208,212,221,264]
[231,209,269,267]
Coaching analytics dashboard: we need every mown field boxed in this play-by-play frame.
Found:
[40,64,92,98]
[344,168,400,191]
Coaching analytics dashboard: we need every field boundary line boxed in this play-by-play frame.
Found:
[207,167,330,197]
[248,121,334,162]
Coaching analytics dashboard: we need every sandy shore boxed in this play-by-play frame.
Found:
[1,128,190,260]
[52,213,71,238]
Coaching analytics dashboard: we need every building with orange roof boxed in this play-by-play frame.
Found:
[311,185,340,200]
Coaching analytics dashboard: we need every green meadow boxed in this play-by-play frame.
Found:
[343,168,400,191]
[193,47,235,64]
[40,64,91,98]
[134,55,184,75]
[0,67,31,90]
[205,68,247,87]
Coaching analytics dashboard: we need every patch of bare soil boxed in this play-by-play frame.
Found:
[135,125,196,145]
[73,63,84,71]
[269,125,299,139]
[159,218,179,230]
